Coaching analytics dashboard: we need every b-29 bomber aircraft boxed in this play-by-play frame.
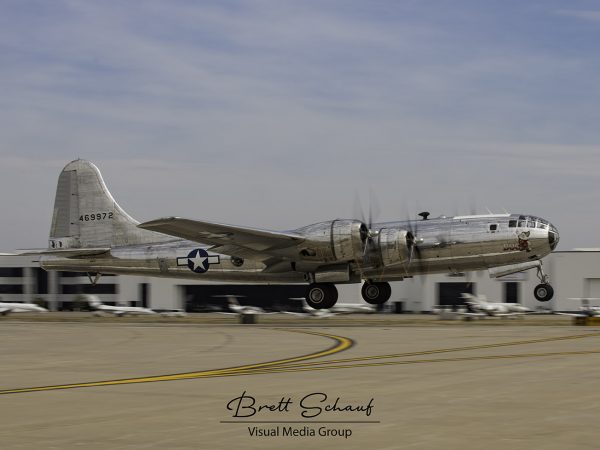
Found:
[23,160,559,310]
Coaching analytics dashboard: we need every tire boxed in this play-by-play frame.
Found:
[534,283,554,302]
[382,282,392,300]
[361,282,392,305]
[305,283,338,309]
[322,284,338,309]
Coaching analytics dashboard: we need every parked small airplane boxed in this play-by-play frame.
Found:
[154,309,187,317]
[555,298,600,317]
[329,302,376,314]
[214,295,274,315]
[283,297,375,317]
[85,295,156,316]
[282,301,337,318]
[456,293,532,317]
[0,301,48,315]
[21,160,560,310]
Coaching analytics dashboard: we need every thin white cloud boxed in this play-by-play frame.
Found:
[1,1,600,249]
[556,9,600,22]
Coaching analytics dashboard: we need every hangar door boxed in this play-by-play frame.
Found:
[437,282,474,307]
[504,282,519,303]
[183,284,307,312]
[585,279,600,299]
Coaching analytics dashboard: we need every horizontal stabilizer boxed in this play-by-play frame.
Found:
[138,217,304,252]
[16,248,110,258]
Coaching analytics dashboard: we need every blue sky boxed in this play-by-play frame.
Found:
[1,0,600,250]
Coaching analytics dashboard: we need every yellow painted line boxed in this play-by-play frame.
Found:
[0,329,353,395]
[210,329,354,374]
[188,348,600,377]
[251,330,600,370]
[4,330,599,395]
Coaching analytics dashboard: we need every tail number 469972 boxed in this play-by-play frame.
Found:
[79,212,114,222]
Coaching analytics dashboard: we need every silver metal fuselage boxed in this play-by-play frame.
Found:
[41,213,558,284]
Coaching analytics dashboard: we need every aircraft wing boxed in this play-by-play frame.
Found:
[0,307,12,315]
[17,248,110,258]
[138,217,305,257]
[210,244,278,263]
[555,312,587,317]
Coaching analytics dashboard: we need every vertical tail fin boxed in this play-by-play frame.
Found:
[84,294,103,309]
[461,293,486,305]
[227,296,241,307]
[49,160,171,249]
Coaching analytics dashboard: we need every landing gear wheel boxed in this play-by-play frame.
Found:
[361,282,391,305]
[534,262,553,302]
[305,283,338,309]
[534,283,554,302]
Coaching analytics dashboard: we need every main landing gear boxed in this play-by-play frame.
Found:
[361,281,391,305]
[305,283,338,309]
[304,280,393,309]
[534,262,554,302]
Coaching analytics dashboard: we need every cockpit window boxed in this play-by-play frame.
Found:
[516,216,551,228]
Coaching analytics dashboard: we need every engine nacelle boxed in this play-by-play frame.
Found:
[377,228,411,267]
[295,221,410,267]
[295,219,365,262]
[331,220,365,262]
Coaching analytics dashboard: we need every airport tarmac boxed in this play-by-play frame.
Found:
[1,318,600,449]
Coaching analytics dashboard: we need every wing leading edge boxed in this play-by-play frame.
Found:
[138,217,305,258]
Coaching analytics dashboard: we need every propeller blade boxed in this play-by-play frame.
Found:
[353,190,382,268]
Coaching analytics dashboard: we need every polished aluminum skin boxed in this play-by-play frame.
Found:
[39,160,559,285]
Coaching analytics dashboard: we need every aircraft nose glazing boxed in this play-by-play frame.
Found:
[548,223,559,251]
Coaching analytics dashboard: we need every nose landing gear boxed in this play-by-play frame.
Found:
[534,262,554,302]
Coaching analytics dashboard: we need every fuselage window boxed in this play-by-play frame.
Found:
[509,220,517,227]
[489,224,498,231]
[518,220,526,227]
